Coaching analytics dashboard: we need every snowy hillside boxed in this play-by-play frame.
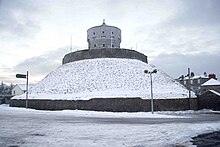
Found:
[13,58,193,100]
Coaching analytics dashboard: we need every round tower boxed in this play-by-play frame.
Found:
[63,21,148,65]
[87,20,121,49]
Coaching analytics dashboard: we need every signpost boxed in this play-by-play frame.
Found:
[144,69,157,114]
[16,71,28,109]
[16,74,27,79]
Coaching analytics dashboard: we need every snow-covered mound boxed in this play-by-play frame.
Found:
[13,58,193,100]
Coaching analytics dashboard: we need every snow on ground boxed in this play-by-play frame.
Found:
[0,105,220,147]
[13,58,194,100]
[0,104,188,119]
[157,109,220,115]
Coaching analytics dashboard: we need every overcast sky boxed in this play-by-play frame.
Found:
[0,0,220,84]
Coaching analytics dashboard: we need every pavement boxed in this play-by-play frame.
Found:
[0,106,220,147]
[191,131,220,147]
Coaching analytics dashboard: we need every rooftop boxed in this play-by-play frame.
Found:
[202,78,220,86]
[15,84,35,91]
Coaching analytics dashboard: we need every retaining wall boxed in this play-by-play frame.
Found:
[198,92,220,111]
[10,98,198,112]
[62,48,148,64]
[0,95,12,104]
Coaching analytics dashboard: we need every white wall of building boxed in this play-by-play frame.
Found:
[11,85,25,96]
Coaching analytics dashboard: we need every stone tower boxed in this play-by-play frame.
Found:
[87,20,121,49]
[62,21,148,65]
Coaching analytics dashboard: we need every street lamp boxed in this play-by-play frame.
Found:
[144,69,157,114]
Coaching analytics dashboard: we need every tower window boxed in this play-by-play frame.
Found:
[94,44,96,47]
[112,45,114,47]
[103,44,105,47]
[102,31,104,33]
[112,32,113,34]
[93,32,95,35]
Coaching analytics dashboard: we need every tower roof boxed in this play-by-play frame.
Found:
[87,21,120,31]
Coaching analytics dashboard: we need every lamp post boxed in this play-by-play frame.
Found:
[144,69,157,114]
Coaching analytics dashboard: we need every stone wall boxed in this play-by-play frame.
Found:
[198,91,220,110]
[62,48,148,64]
[10,98,198,112]
[0,95,12,104]
[201,85,220,93]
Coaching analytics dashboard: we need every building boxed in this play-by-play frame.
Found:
[11,84,27,96]
[11,84,34,96]
[199,90,220,111]
[201,78,220,93]
[197,79,220,111]
[177,73,217,95]
[10,21,197,112]
[62,21,148,64]
[87,20,121,49]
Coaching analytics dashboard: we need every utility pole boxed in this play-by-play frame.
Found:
[188,68,191,110]
[26,71,28,109]
[110,29,112,48]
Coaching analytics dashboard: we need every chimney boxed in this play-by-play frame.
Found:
[208,74,217,80]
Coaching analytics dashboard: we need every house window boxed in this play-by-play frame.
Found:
[13,91,15,95]
[112,45,114,47]
[94,44,96,47]
[102,31,104,33]
[190,79,193,84]
[93,32,95,35]
[112,32,114,34]
[198,79,201,84]
[103,44,105,47]
[184,80,186,85]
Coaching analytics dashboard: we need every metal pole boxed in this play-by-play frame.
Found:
[150,73,154,114]
[26,71,28,109]
[110,29,112,48]
[188,68,191,110]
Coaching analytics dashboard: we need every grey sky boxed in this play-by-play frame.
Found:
[0,0,220,83]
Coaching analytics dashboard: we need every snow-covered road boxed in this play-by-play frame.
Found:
[0,105,219,147]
